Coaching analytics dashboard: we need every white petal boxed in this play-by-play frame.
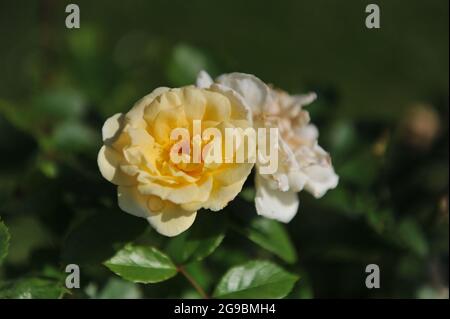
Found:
[196,70,214,88]
[254,174,299,223]
[303,165,339,198]
[98,146,134,186]
[102,113,125,144]
[292,92,317,107]
[296,124,319,143]
[209,83,253,124]
[297,143,339,198]
[216,73,272,114]
[278,136,300,171]
[287,170,308,192]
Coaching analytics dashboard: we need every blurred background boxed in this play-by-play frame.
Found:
[0,0,448,298]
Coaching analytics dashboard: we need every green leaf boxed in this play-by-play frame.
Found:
[90,278,142,299]
[0,278,67,299]
[325,120,360,158]
[235,217,297,264]
[165,212,226,265]
[288,273,314,299]
[6,216,51,266]
[239,187,256,202]
[166,44,218,86]
[104,245,177,284]
[62,210,147,265]
[338,150,380,187]
[213,261,298,299]
[49,121,99,153]
[366,208,394,234]
[0,219,10,265]
[32,88,86,122]
[394,219,428,257]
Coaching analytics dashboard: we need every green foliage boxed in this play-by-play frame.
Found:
[104,245,177,284]
[166,44,219,86]
[86,278,142,299]
[62,210,147,265]
[0,0,447,299]
[0,219,10,265]
[232,217,297,264]
[393,219,429,257]
[0,278,67,299]
[213,261,299,299]
[165,212,227,265]
[50,121,99,154]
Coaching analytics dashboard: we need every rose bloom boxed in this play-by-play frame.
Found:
[198,72,338,223]
[98,86,253,236]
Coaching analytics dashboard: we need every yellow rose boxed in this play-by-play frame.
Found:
[97,86,253,236]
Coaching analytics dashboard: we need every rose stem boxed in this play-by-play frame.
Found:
[177,266,209,299]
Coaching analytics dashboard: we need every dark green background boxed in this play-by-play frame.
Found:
[0,0,448,298]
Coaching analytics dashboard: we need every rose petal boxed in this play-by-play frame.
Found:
[214,163,253,186]
[182,86,207,121]
[292,92,317,107]
[98,146,134,186]
[254,174,299,223]
[117,185,150,218]
[196,70,214,88]
[216,73,272,115]
[127,127,154,146]
[126,87,170,127]
[146,202,197,237]
[210,83,253,124]
[303,165,339,198]
[118,186,197,237]
[203,179,247,211]
[202,90,232,122]
[102,113,125,144]
[138,176,213,205]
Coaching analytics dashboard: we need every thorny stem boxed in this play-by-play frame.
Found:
[178,266,209,299]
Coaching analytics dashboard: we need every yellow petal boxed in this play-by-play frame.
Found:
[127,127,154,146]
[213,163,253,186]
[203,90,231,121]
[182,86,206,121]
[150,105,188,144]
[118,186,197,237]
[102,113,125,144]
[203,178,246,211]
[143,89,182,124]
[138,176,213,204]
[98,146,134,186]
[117,185,150,218]
[127,87,170,127]
[146,201,197,237]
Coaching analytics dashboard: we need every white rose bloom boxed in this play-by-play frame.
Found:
[197,71,338,223]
